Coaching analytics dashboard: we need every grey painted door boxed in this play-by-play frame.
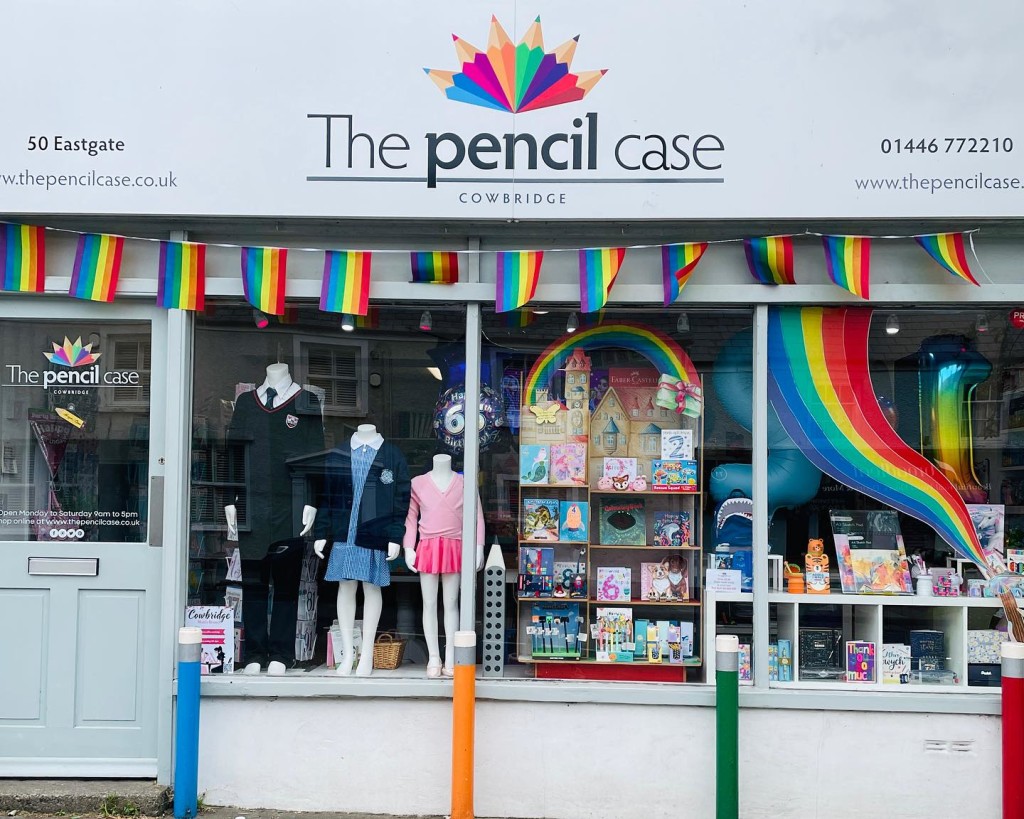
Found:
[0,314,165,776]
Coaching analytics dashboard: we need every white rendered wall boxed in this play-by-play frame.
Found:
[198,698,1000,818]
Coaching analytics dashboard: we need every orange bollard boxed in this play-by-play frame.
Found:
[451,630,476,819]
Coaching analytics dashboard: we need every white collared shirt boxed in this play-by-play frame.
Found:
[350,431,384,451]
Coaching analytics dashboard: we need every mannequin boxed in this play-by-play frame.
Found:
[224,362,324,676]
[403,454,484,677]
[314,423,410,676]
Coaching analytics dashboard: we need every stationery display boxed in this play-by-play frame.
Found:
[529,603,583,659]
[829,509,913,594]
[518,546,555,598]
[595,607,634,662]
[553,558,588,599]
[799,627,844,678]
[804,538,830,595]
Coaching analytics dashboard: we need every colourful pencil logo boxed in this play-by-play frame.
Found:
[425,16,607,113]
[45,336,101,368]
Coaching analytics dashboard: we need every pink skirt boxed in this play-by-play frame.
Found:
[415,536,462,574]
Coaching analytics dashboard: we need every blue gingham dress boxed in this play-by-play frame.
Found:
[324,443,391,587]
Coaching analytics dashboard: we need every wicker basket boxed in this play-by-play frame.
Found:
[372,632,407,670]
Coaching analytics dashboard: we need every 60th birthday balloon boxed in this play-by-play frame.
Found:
[433,383,507,454]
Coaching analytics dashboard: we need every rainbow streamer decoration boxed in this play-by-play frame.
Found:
[411,252,459,284]
[424,17,607,113]
[915,233,980,285]
[496,250,543,312]
[157,241,205,311]
[744,236,795,285]
[661,242,707,305]
[524,321,698,404]
[241,247,287,315]
[1,224,45,292]
[321,250,371,315]
[579,247,626,313]
[69,233,123,302]
[767,306,987,570]
[821,236,871,300]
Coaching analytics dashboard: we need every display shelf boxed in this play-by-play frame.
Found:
[517,539,591,546]
[587,598,701,607]
[519,656,701,667]
[516,596,587,604]
[589,489,701,496]
[768,592,1005,608]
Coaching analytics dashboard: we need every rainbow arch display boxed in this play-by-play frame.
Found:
[524,322,698,401]
[768,306,987,570]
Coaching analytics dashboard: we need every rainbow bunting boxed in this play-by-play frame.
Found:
[1,224,45,292]
[767,306,987,570]
[321,250,371,315]
[241,247,287,315]
[661,242,707,305]
[579,247,625,313]
[69,233,123,302]
[821,236,871,300]
[157,241,205,310]
[744,236,795,285]
[411,251,459,284]
[496,250,543,312]
[914,233,980,285]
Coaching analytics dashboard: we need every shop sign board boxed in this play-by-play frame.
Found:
[1,0,1022,220]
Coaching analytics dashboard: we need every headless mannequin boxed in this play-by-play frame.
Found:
[404,454,484,677]
[314,423,401,677]
[225,363,318,677]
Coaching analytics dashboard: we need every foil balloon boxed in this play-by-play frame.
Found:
[918,335,991,503]
[433,383,507,455]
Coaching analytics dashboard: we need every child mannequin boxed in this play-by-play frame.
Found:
[403,454,484,677]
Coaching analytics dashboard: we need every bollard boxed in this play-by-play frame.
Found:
[716,634,739,819]
[1003,641,1024,819]
[174,627,202,819]
[451,630,477,819]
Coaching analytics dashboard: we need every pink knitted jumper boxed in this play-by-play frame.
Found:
[402,473,485,573]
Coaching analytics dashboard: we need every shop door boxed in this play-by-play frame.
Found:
[0,309,166,776]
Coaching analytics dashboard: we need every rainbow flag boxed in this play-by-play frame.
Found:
[915,233,980,285]
[410,251,459,283]
[69,233,123,302]
[744,236,795,285]
[0,224,45,292]
[496,250,544,312]
[768,306,987,570]
[321,250,371,315]
[661,242,707,305]
[157,241,205,310]
[821,236,871,300]
[241,247,287,315]
[579,247,626,313]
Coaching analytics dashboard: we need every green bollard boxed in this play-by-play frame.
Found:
[716,634,739,819]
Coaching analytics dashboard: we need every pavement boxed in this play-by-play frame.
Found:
[0,782,450,819]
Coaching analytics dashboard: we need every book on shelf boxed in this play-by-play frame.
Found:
[639,557,689,601]
[550,443,587,486]
[653,511,690,548]
[829,509,913,594]
[881,643,911,684]
[596,567,632,602]
[520,445,549,485]
[522,498,560,541]
[559,500,589,542]
[661,429,693,460]
[598,497,647,545]
[518,546,555,598]
[846,641,876,683]
[651,459,698,492]
[554,559,587,599]
[595,607,634,662]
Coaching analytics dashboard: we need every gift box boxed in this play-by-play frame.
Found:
[654,374,703,418]
[967,629,1008,664]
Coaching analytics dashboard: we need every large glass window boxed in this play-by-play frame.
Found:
[0,320,150,543]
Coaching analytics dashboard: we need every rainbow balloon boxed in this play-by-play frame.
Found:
[768,306,987,570]
[524,322,698,404]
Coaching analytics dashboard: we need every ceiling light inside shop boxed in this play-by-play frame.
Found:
[532,310,549,315]
[676,312,690,333]
[252,309,270,329]
[426,366,443,381]
[566,312,579,333]
[340,314,355,332]
[885,314,900,335]
[419,310,433,331]
[976,314,989,334]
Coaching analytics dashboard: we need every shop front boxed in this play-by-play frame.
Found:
[2,2,1022,818]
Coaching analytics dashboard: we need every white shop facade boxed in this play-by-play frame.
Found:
[0,3,1021,818]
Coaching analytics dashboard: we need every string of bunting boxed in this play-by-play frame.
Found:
[0,222,985,313]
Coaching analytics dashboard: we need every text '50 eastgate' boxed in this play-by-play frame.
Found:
[307,113,726,188]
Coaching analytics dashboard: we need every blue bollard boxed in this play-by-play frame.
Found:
[174,627,202,819]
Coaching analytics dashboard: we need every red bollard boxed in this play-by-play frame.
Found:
[1003,642,1024,819]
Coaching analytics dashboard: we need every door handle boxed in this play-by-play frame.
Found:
[150,475,164,547]
[28,557,99,576]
